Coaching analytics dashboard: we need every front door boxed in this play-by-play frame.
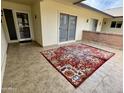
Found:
[90,18,98,31]
[59,13,77,43]
[3,9,17,40]
[16,12,31,41]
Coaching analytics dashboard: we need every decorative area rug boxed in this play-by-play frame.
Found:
[41,44,115,88]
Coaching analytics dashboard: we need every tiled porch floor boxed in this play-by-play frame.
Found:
[2,41,123,93]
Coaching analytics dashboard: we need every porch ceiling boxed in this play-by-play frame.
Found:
[3,0,41,5]
[54,0,82,4]
[3,0,82,5]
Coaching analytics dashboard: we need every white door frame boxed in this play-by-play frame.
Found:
[90,18,99,31]
[13,10,33,41]
[57,12,76,45]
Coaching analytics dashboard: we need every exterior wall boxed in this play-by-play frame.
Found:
[40,0,110,46]
[1,1,34,43]
[101,18,123,34]
[31,1,42,46]
[1,24,8,84]
[82,31,123,48]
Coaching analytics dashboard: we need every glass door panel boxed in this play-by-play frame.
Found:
[16,12,31,41]
[59,14,68,42]
[68,16,77,40]
[90,18,98,31]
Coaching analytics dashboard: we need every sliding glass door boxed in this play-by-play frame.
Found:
[59,14,68,42]
[68,15,77,40]
[59,13,77,42]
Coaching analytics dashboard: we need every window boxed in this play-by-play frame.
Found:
[116,21,122,28]
[110,21,122,28]
[111,21,116,28]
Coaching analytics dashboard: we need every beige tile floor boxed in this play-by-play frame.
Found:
[2,41,123,93]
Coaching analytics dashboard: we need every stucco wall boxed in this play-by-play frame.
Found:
[1,24,8,85]
[31,1,42,46]
[40,0,110,46]
[101,18,123,34]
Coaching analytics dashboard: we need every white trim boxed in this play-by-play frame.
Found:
[19,38,32,41]
[57,10,60,44]
[8,40,19,43]
[1,53,7,85]
[14,10,33,41]
[12,10,20,41]
[59,40,76,45]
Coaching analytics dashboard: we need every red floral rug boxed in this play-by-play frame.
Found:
[41,44,115,88]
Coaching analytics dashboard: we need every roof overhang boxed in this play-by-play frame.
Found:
[73,0,84,4]
[113,16,123,18]
[74,3,114,18]
[53,0,84,4]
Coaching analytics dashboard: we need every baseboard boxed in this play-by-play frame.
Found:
[8,40,19,43]
[76,40,82,42]
[43,44,58,48]
[1,53,7,86]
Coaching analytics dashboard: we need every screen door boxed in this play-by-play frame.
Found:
[16,12,31,41]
